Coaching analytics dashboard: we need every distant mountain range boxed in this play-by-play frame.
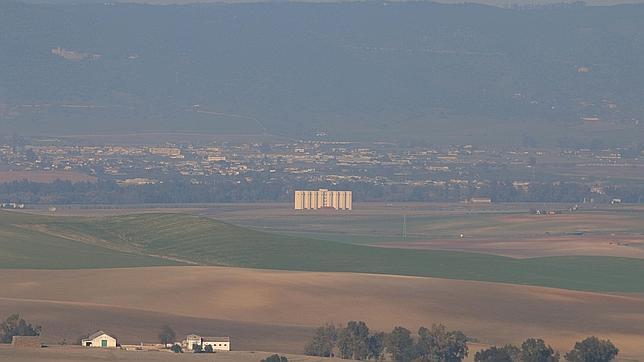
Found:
[1,0,643,145]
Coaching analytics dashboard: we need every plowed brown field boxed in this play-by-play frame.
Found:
[0,267,643,359]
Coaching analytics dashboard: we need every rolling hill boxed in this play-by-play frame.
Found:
[2,211,644,292]
[0,212,179,269]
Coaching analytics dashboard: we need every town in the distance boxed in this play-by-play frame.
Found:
[1,135,641,207]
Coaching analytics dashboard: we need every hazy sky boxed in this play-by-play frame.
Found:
[21,0,644,7]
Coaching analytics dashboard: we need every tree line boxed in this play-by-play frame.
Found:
[304,321,619,362]
[0,314,41,343]
[305,322,467,362]
[474,337,618,362]
[0,315,622,362]
[0,178,642,204]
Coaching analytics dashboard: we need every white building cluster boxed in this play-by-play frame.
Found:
[184,335,230,351]
[294,189,352,210]
[79,330,231,352]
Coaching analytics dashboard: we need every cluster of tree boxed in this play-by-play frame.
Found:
[158,325,186,354]
[306,322,619,362]
[332,180,643,204]
[0,314,41,343]
[0,178,288,204]
[475,337,618,362]
[261,354,289,362]
[343,181,595,204]
[475,339,558,362]
[158,325,176,348]
[565,337,619,362]
[387,325,467,362]
[336,322,386,361]
[305,321,467,362]
[193,344,216,353]
[0,178,641,205]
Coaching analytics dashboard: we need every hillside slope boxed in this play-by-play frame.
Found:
[0,212,180,269]
[3,267,644,358]
[2,211,644,292]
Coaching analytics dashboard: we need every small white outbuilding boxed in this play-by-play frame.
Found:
[202,336,231,351]
[81,331,117,348]
[183,334,230,351]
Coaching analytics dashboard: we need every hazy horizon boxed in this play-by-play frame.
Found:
[14,0,644,7]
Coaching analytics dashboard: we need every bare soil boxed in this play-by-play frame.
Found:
[373,234,644,259]
[0,346,347,362]
[0,267,643,360]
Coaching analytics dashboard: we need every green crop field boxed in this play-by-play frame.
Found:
[211,206,644,244]
[2,211,644,293]
[0,212,179,269]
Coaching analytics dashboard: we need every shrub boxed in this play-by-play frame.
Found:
[564,337,618,362]
[262,354,288,362]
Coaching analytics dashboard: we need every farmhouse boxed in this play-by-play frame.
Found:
[81,331,117,348]
[183,334,230,351]
[203,336,231,351]
[184,334,201,350]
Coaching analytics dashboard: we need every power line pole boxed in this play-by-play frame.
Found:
[402,214,407,240]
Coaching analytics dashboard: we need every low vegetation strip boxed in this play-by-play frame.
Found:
[2,211,644,293]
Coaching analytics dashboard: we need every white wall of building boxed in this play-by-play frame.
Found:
[82,334,117,348]
[294,191,303,210]
[294,189,352,210]
[184,335,230,351]
[202,341,230,351]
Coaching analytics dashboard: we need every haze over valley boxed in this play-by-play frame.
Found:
[2,0,644,146]
[1,1,643,361]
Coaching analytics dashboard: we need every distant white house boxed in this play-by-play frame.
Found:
[1,202,25,209]
[81,331,117,348]
[202,336,231,351]
[185,334,201,350]
[469,197,492,204]
[183,334,230,351]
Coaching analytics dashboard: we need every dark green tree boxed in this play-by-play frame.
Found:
[262,354,289,362]
[474,345,520,362]
[338,328,354,359]
[368,332,386,361]
[564,337,618,362]
[521,339,560,362]
[158,324,176,347]
[171,344,183,353]
[416,326,432,361]
[193,344,203,353]
[386,327,415,362]
[0,314,41,343]
[204,344,214,353]
[338,321,369,360]
[304,324,338,357]
[415,324,468,362]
